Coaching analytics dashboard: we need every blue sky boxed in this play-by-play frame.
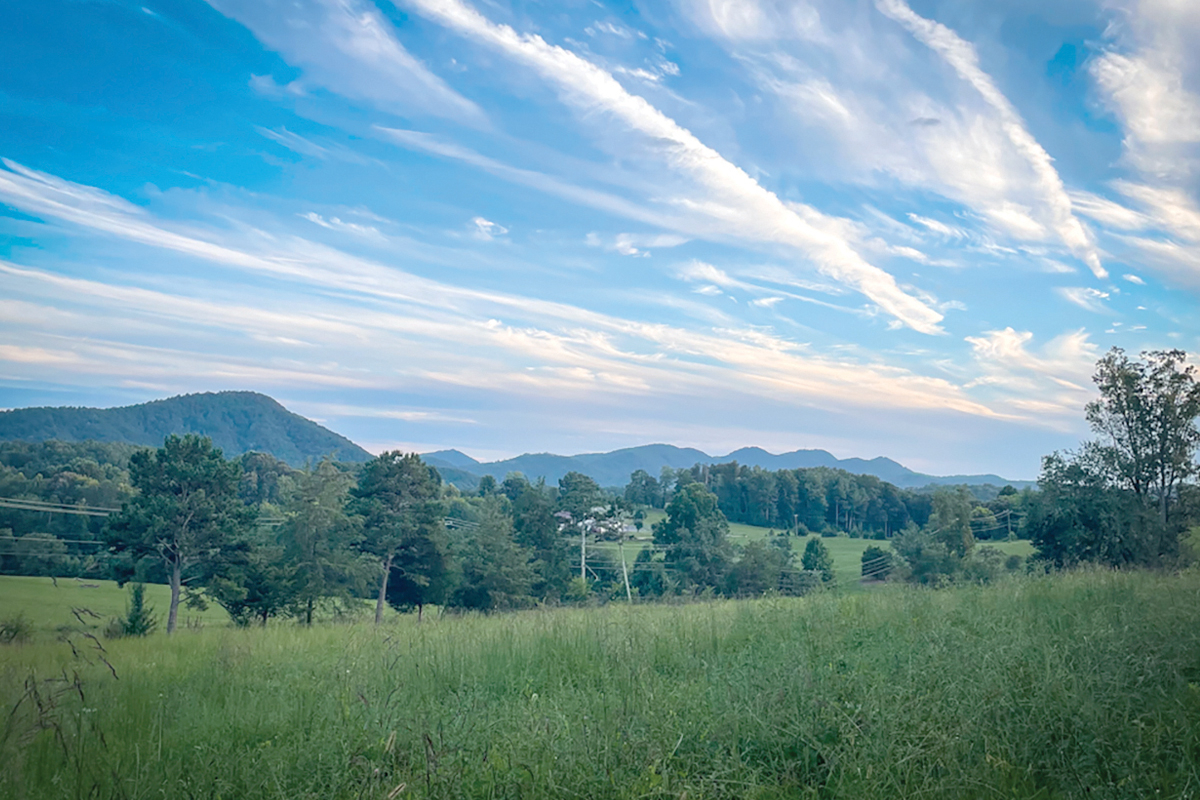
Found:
[1,0,1198,479]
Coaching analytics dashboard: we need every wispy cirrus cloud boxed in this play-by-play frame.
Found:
[965,327,1098,421]
[257,126,379,166]
[874,0,1104,279]
[207,0,485,125]
[1080,0,1200,291]
[1089,0,1200,178]
[0,161,1011,422]
[685,0,1106,281]
[401,0,945,334]
[1056,287,1111,314]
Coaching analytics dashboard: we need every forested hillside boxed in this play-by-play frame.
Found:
[0,392,371,465]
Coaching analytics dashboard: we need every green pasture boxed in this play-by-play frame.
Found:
[0,576,231,638]
[0,577,409,640]
[3,569,1199,799]
[604,510,1034,586]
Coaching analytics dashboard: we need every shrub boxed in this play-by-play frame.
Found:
[108,583,158,638]
[861,545,893,580]
[801,537,835,584]
[0,614,32,645]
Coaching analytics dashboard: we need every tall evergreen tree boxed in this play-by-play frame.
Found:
[930,487,975,558]
[105,435,251,634]
[280,460,359,625]
[653,482,732,593]
[511,478,572,601]
[801,536,835,584]
[449,499,535,611]
[350,452,445,625]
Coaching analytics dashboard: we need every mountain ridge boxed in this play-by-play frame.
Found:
[0,391,372,466]
[423,443,1032,490]
[0,393,1032,488]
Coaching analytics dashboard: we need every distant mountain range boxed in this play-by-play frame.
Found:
[0,392,372,466]
[424,444,1033,490]
[0,391,1032,489]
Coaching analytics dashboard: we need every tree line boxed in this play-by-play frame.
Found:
[1,347,1196,627]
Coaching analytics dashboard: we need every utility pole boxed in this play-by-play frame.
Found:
[580,524,587,581]
[618,537,632,602]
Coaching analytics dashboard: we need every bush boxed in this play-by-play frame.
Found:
[108,583,158,638]
[780,569,825,596]
[0,614,32,644]
[801,537,835,584]
[861,545,893,580]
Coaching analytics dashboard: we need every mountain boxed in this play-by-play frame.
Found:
[424,449,482,470]
[0,391,372,466]
[425,443,1032,490]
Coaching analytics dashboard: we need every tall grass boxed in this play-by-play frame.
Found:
[3,569,1200,798]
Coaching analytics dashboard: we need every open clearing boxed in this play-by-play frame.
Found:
[3,570,1199,799]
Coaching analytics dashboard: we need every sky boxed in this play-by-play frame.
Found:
[1,0,1198,479]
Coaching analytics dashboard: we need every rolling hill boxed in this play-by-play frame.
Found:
[0,392,372,466]
[423,444,1032,490]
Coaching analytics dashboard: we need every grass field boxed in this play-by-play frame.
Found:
[2,569,1199,799]
[0,577,418,640]
[0,525,1038,640]
[601,511,1034,586]
[0,577,232,638]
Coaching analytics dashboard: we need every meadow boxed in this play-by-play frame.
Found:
[598,511,1035,587]
[3,569,1199,799]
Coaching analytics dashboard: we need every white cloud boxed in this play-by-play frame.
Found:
[1056,286,1111,314]
[587,231,689,256]
[257,126,377,165]
[750,296,783,307]
[471,216,508,240]
[1113,181,1200,243]
[1092,51,1200,153]
[402,0,945,333]
[685,0,823,42]
[207,0,485,124]
[1116,236,1200,289]
[284,401,478,424]
[907,213,966,239]
[965,327,1099,420]
[377,127,677,229]
[688,1,1107,279]
[585,21,646,40]
[875,0,1105,279]
[1069,189,1150,231]
[300,211,387,241]
[0,163,1013,422]
[249,74,305,97]
[1123,273,1146,285]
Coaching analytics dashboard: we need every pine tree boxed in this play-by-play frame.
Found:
[801,537,835,584]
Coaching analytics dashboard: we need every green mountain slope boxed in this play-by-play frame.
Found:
[0,392,372,466]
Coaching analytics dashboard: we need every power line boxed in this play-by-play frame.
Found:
[0,496,121,512]
[0,499,115,517]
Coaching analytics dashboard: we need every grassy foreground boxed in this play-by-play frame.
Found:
[3,570,1200,799]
